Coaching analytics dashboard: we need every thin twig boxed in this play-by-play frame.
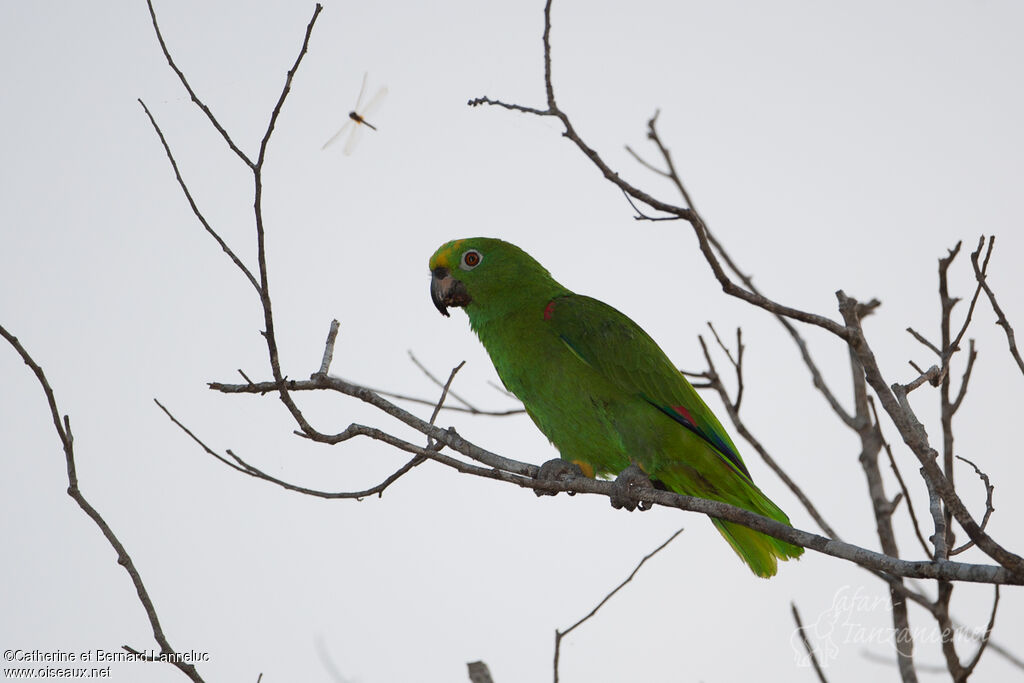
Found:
[944,241,987,373]
[408,351,479,411]
[923,466,949,562]
[906,327,941,357]
[487,379,518,399]
[137,99,260,292]
[791,602,830,683]
[624,143,670,178]
[337,382,524,416]
[949,340,977,415]
[869,400,931,557]
[144,0,253,167]
[427,361,467,448]
[317,319,341,375]
[970,236,1024,375]
[553,528,684,682]
[621,188,680,221]
[156,398,425,500]
[706,323,744,411]
[960,586,1000,680]
[953,602,1024,672]
[948,455,995,557]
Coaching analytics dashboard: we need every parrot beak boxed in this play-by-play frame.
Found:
[431,267,472,317]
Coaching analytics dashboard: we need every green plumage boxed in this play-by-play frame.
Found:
[429,237,802,577]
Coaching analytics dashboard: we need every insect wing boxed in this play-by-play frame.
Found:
[343,121,364,155]
[352,71,369,112]
[321,119,353,150]
[360,86,388,122]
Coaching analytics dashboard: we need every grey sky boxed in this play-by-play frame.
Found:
[2,1,1022,680]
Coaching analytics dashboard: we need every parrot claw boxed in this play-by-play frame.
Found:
[534,458,583,497]
[610,464,655,512]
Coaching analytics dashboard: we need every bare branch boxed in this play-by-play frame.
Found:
[156,398,423,499]
[869,400,931,557]
[623,145,670,179]
[317,319,341,376]
[409,351,482,411]
[898,364,943,395]
[970,236,1024,375]
[949,455,995,557]
[1,324,205,682]
[337,381,525,416]
[554,528,684,682]
[470,2,851,339]
[620,188,681,221]
[426,361,467,449]
[466,95,549,117]
[637,110,699,211]
[949,340,977,415]
[144,0,254,168]
[791,602,830,683]
[705,323,744,411]
[137,99,260,292]
[244,7,324,443]
[838,290,1024,575]
[906,327,941,357]
[943,241,987,372]
[255,3,322,168]
[953,604,1024,672]
[146,0,328,454]
[849,347,917,682]
[923,466,949,562]
[960,586,1001,680]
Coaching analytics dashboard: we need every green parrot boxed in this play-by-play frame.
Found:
[429,237,803,577]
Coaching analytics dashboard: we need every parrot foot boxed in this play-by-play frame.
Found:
[533,458,584,497]
[610,464,655,512]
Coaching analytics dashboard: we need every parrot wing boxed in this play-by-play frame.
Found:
[544,294,751,480]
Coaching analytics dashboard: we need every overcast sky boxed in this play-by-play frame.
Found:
[2,1,1023,681]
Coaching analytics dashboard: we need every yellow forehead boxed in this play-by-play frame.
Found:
[429,239,465,270]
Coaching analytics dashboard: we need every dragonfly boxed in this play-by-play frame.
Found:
[322,72,388,155]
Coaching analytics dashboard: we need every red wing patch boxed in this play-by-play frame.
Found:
[671,404,696,427]
[543,300,557,321]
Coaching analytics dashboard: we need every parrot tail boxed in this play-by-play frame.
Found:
[711,518,803,578]
[653,454,805,577]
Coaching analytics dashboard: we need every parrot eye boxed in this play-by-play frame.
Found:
[460,249,483,270]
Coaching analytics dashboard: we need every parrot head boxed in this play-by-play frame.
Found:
[429,237,562,318]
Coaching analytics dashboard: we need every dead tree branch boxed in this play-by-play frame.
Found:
[970,236,1024,375]
[791,602,830,683]
[0,324,205,683]
[553,528,684,683]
